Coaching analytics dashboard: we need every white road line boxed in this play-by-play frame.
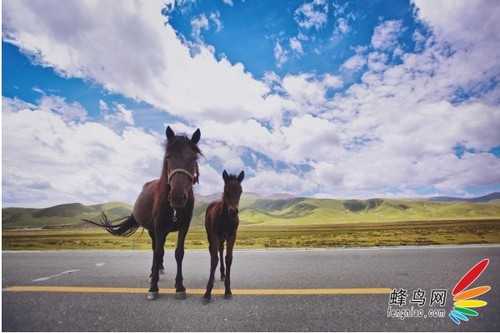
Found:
[32,269,81,282]
[95,262,105,267]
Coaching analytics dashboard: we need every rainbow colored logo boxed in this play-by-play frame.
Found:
[448,258,491,325]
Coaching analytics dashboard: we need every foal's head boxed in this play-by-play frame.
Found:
[164,126,201,208]
[222,170,244,217]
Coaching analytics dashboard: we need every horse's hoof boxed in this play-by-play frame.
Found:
[147,291,159,300]
[202,297,211,305]
[159,269,165,275]
[224,293,233,300]
[175,291,187,300]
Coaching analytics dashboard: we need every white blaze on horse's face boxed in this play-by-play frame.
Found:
[165,126,201,209]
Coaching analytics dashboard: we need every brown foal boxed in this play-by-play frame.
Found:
[203,170,244,302]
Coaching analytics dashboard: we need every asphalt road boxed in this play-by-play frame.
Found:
[2,245,499,331]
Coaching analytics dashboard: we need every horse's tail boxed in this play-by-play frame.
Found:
[82,213,139,237]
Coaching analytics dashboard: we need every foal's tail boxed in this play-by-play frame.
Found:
[82,213,139,237]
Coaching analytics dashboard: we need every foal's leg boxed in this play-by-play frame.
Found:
[174,227,188,299]
[219,240,225,281]
[224,237,235,299]
[148,225,168,300]
[203,240,219,302]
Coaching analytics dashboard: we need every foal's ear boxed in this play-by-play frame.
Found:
[222,170,229,182]
[166,126,175,140]
[191,128,201,144]
[237,170,245,183]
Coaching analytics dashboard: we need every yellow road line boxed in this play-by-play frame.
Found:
[4,286,391,295]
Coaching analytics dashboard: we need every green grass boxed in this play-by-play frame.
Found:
[3,219,500,250]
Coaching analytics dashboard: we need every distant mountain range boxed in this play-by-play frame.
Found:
[3,192,500,229]
[430,192,500,203]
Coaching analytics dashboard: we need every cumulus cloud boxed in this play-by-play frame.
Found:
[2,97,164,207]
[3,0,281,122]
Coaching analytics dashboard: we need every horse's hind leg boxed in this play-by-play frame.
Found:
[219,240,225,281]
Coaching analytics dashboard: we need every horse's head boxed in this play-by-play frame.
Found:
[164,126,201,209]
[222,170,244,217]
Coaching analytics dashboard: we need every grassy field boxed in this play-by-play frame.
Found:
[3,219,500,250]
[4,195,500,250]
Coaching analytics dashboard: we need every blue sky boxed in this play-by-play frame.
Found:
[2,0,500,207]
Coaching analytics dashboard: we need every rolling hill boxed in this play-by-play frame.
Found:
[3,193,500,229]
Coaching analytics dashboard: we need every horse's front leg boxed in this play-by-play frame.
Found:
[148,229,164,280]
[219,240,225,281]
[148,224,168,300]
[203,240,219,303]
[174,227,188,299]
[224,237,235,299]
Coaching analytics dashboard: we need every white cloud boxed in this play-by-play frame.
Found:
[221,0,233,6]
[102,103,135,129]
[281,73,342,111]
[209,12,223,32]
[3,97,163,207]
[191,14,210,41]
[371,20,403,50]
[289,37,304,55]
[294,0,328,30]
[341,54,366,71]
[337,18,350,34]
[38,95,87,122]
[245,169,317,195]
[3,0,281,123]
[273,41,288,67]
[366,52,388,72]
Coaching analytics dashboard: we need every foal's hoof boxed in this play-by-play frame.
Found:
[224,292,233,300]
[175,291,187,300]
[202,294,211,304]
[147,291,159,300]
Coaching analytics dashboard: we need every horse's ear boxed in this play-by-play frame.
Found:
[237,170,245,183]
[191,128,201,144]
[166,126,175,140]
[222,170,229,182]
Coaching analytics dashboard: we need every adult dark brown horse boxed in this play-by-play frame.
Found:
[203,170,244,303]
[83,126,201,300]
